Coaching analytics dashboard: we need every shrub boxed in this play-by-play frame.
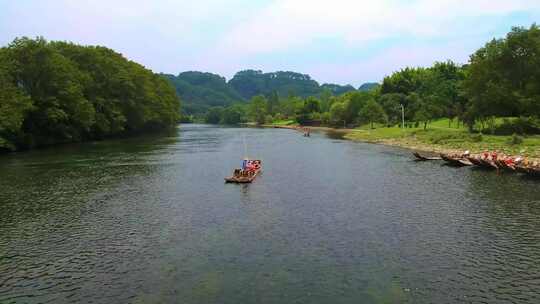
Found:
[265,114,274,124]
[429,132,462,144]
[492,117,540,135]
[321,112,330,125]
[508,133,524,145]
[469,133,483,142]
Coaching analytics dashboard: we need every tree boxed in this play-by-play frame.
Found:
[0,37,180,152]
[378,93,405,126]
[0,60,33,151]
[343,91,371,124]
[221,104,246,125]
[248,95,268,125]
[329,102,346,127]
[267,90,279,115]
[358,100,387,129]
[464,24,540,126]
[205,106,224,124]
[162,71,243,115]
[319,88,333,112]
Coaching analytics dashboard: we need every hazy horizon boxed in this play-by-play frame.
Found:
[2,0,540,86]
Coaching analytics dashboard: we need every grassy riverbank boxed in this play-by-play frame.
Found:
[262,119,540,159]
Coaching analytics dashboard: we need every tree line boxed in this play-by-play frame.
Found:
[0,37,180,152]
[163,70,360,118]
[205,24,540,135]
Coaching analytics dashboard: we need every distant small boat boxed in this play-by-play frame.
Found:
[225,160,262,183]
[413,152,441,161]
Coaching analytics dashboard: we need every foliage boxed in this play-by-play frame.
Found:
[248,95,268,125]
[359,100,387,129]
[508,133,524,145]
[180,114,194,123]
[329,102,347,127]
[491,117,540,135]
[358,82,380,91]
[229,70,320,99]
[221,104,246,125]
[320,83,356,95]
[205,107,224,124]
[464,24,540,128]
[162,72,243,115]
[0,37,180,152]
[0,59,33,151]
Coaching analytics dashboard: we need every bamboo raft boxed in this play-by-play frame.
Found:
[225,159,262,184]
[440,154,473,167]
[413,152,441,161]
[225,169,261,183]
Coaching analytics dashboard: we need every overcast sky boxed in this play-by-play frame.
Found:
[1,0,540,86]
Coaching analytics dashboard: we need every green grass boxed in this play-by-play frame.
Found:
[268,119,296,126]
[346,118,540,158]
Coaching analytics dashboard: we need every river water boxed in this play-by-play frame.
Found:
[1,124,539,303]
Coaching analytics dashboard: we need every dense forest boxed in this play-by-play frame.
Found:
[203,25,540,136]
[0,37,180,152]
[161,72,243,115]
[163,70,359,117]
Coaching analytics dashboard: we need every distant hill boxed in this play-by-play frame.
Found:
[162,69,361,114]
[358,82,380,91]
[228,70,321,99]
[320,83,356,95]
[161,71,243,114]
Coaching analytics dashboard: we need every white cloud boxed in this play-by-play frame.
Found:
[215,0,540,56]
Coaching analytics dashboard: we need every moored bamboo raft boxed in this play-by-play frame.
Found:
[440,153,473,166]
[413,152,441,161]
[466,155,498,169]
[515,162,540,177]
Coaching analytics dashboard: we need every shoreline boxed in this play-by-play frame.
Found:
[259,123,540,161]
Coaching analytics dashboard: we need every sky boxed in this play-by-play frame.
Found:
[1,0,540,86]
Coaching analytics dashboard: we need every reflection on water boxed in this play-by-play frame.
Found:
[1,124,539,304]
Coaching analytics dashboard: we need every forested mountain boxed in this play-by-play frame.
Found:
[228,70,322,99]
[358,82,380,91]
[0,37,180,152]
[161,72,243,115]
[320,83,357,95]
[163,69,361,115]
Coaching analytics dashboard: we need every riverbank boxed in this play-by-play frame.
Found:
[260,122,540,161]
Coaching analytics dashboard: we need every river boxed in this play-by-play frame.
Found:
[1,124,539,303]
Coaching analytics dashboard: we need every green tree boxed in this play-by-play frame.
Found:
[221,104,246,125]
[0,60,33,150]
[248,95,268,125]
[329,102,346,127]
[319,88,333,112]
[464,24,540,128]
[378,93,405,126]
[358,100,387,129]
[0,37,180,152]
[205,106,224,124]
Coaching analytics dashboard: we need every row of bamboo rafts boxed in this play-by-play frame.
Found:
[414,151,540,177]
